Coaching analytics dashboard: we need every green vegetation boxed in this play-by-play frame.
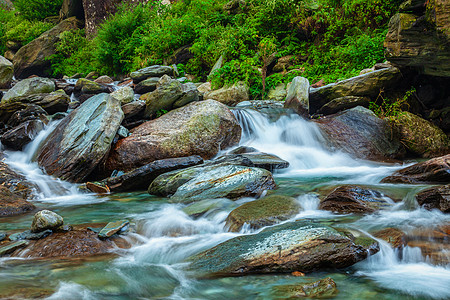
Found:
[369,87,416,121]
[15,0,63,21]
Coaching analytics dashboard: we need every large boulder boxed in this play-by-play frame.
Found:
[36,93,124,182]
[13,17,82,78]
[416,184,449,212]
[316,96,370,115]
[188,220,379,276]
[395,111,450,157]
[148,163,276,203]
[104,100,241,173]
[381,154,450,183]
[0,56,13,89]
[1,77,55,102]
[284,76,309,116]
[316,106,405,160]
[204,81,249,106]
[309,67,402,113]
[30,210,64,233]
[130,65,174,83]
[384,0,450,77]
[225,195,300,232]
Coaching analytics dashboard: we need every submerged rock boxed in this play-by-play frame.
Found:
[98,220,129,240]
[225,195,300,232]
[1,77,55,102]
[9,229,52,241]
[182,198,236,218]
[416,184,449,212]
[381,154,450,184]
[284,76,309,116]
[0,186,35,217]
[188,220,378,276]
[204,81,249,106]
[31,210,63,233]
[36,93,124,182]
[105,100,240,173]
[271,277,338,299]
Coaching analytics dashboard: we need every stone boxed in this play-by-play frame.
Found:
[174,82,199,108]
[9,229,52,241]
[395,111,450,157]
[13,17,82,78]
[149,163,276,203]
[188,220,378,276]
[209,54,224,76]
[182,198,236,218]
[416,184,449,212]
[104,155,203,192]
[316,106,405,160]
[59,0,85,21]
[167,44,194,65]
[197,82,211,94]
[272,55,297,73]
[1,120,45,151]
[36,93,124,182]
[122,100,145,119]
[0,160,36,198]
[284,76,309,116]
[86,182,110,194]
[316,96,370,115]
[204,81,249,106]
[0,55,13,89]
[130,65,174,83]
[0,186,35,217]
[309,67,402,114]
[134,77,159,94]
[31,210,64,233]
[111,86,134,105]
[373,228,406,249]
[6,104,48,127]
[0,240,29,256]
[225,195,300,232]
[93,75,114,84]
[74,78,109,96]
[221,152,289,171]
[98,220,129,239]
[272,277,338,299]
[105,100,241,173]
[319,185,393,214]
[2,77,55,102]
[381,154,450,184]
[0,232,5,241]
[267,83,287,101]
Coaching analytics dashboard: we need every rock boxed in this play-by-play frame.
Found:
[0,232,5,241]
[209,54,224,76]
[416,184,449,212]
[381,154,450,183]
[36,93,124,182]
[405,225,450,265]
[0,120,45,151]
[225,195,300,232]
[175,82,199,108]
[104,155,203,192]
[267,83,287,101]
[316,96,370,115]
[197,82,211,94]
[2,77,55,102]
[105,100,241,173]
[228,146,260,154]
[130,65,174,83]
[373,228,406,249]
[188,220,378,276]
[316,106,405,160]
[272,55,297,73]
[384,2,450,77]
[149,163,276,203]
[86,182,110,194]
[13,17,82,78]
[0,240,29,256]
[6,104,48,127]
[319,186,393,214]
[74,78,109,96]
[122,100,145,119]
[31,210,63,233]
[0,186,35,217]
[111,86,134,105]
[182,198,236,218]
[284,76,309,116]
[94,75,114,84]
[222,152,289,171]
[204,81,249,106]
[98,220,129,239]
[309,67,402,114]
[134,77,159,94]
[59,0,85,21]
[167,44,194,65]
[272,277,338,299]
[0,55,13,88]
[116,125,129,138]
[395,111,450,157]
[0,160,36,198]
[9,229,52,241]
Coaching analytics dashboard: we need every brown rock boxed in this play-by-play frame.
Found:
[0,186,35,217]
[373,228,406,249]
[0,160,36,198]
[415,184,449,212]
[86,182,110,194]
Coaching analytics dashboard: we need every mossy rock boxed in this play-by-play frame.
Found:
[272,277,338,299]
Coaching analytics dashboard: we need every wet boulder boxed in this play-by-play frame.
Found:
[6,104,48,127]
[130,65,174,83]
[94,75,114,84]
[0,55,13,89]
[284,76,309,117]
[267,83,287,101]
[31,210,64,233]
[319,185,394,214]
[316,106,405,160]
[0,120,45,151]
[36,93,124,182]
[188,220,379,276]
[416,184,449,212]
[204,81,249,106]
[373,228,407,249]
[221,152,289,171]
[0,186,35,217]
[381,154,450,184]
[149,163,276,203]
[1,77,55,102]
[183,198,236,218]
[316,96,370,115]
[105,100,241,173]
[98,220,129,240]
[225,195,300,232]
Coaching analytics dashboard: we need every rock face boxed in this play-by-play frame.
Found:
[149,163,276,203]
[2,77,55,102]
[0,56,13,89]
[395,111,450,157]
[319,186,393,214]
[105,100,241,173]
[0,186,35,217]
[82,0,122,37]
[130,65,174,83]
[284,76,309,116]
[384,0,450,77]
[225,195,300,232]
[416,184,449,212]
[188,220,378,276]
[204,82,249,106]
[309,67,401,113]
[37,93,124,182]
[381,154,450,183]
[30,210,64,233]
[59,0,85,21]
[13,17,82,78]
[0,120,45,151]
[316,106,405,160]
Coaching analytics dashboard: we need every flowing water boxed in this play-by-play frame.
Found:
[0,107,449,299]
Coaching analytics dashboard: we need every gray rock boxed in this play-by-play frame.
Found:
[130,65,174,83]
[9,229,52,241]
[317,96,370,115]
[0,232,5,241]
[182,198,236,218]
[6,104,48,127]
[222,152,289,171]
[284,76,309,116]
[134,77,160,94]
[204,81,249,106]
[31,210,63,233]
[111,86,134,105]
[267,83,287,101]
[98,220,129,239]
[0,55,13,89]
[2,77,55,102]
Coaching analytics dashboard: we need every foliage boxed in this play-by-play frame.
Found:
[369,88,416,121]
[15,0,63,21]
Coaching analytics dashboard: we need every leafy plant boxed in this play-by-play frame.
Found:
[369,87,416,121]
[15,0,63,21]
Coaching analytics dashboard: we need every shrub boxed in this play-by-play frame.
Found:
[15,0,63,21]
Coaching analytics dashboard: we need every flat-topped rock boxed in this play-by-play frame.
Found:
[98,220,129,240]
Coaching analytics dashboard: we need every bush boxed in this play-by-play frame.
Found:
[15,0,63,21]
